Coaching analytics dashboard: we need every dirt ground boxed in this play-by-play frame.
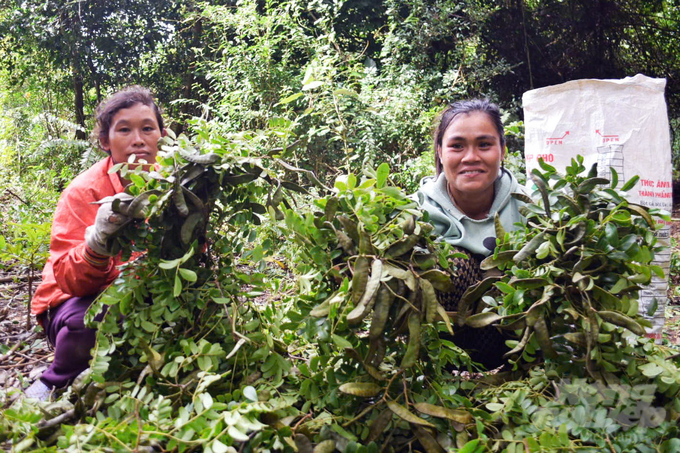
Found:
[2,208,680,393]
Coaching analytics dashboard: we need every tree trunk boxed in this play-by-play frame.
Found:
[73,70,86,140]
[26,266,33,330]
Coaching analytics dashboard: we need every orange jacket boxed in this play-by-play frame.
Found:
[32,157,126,317]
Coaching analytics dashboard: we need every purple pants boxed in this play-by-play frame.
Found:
[38,295,103,389]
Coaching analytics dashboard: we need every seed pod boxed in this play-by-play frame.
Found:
[494,213,505,243]
[269,183,284,207]
[564,222,586,246]
[465,312,501,328]
[325,197,339,221]
[295,434,313,453]
[385,234,420,258]
[180,164,205,186]
[420,222,434,236]
[563,332,587,347]
[413,425,445,453]
[597,333,612,343]
[511,192,533,204]
[336,230,356,255]
[338,382,383,398]
[178,149,220,164]
[626,203,655,228]
[503,327,532,358]
[401,312,421,369]
[385,234,420,259]
[313,440,336,453]
[534,317,557,359]
[414,403,473,424]
[597,311,646,336]
[419,269,454,292]
[173,184,189,217]
[480,250,517,270]
[498,316,526,331]
[530,173,551,217]
[337,215,360,245]
[310,299,331,318]
[181,186,205,212]
[363,363,386,381]
[351,256,370,305]
[525,303,544,327]
[556,193,581,214]
[347,260,383,325]
[457,276,502,326]
[311,292,344,318]
[577,177,610,194]
[366,409,393,444]
[386,401,435,428]
[223,173,259,186]
[384,263,417,291]
[513,231,547,263]
[366,337,386,367]
[400,215,416,235]
[435,303,453,334]
[414,253,437,271]
[180,212,204,245]
[358,227,375,255]
[420,279,438,324]
[126,190,161,219]
[369,283,395,339]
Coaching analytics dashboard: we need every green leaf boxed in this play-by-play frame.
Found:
[279,92,304,104]
[243,386,258,402]
[458,439,482,453]
[610,167,619,188]
[173,275,182,297]
[379,187,406,200]
[332,334,353,349]
[141,321,157,333]
[158,258,180,269]
[302,80,324,91]
[621,175,640,191]
[178,268,197,282]
[334,88,359,97]
[638,362,664,377]
[376,163,389,188]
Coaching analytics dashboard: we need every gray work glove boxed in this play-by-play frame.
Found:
[84,193,134,256]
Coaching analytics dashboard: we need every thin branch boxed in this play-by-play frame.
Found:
[4,189,30,207]
[38,409,76,431]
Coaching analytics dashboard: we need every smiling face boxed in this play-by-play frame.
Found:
[437,111,505,215]
[101,103,162,165]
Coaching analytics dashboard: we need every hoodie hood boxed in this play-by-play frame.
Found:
[415,168,526,256]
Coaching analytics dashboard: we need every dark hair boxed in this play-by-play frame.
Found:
[93,85,164,152]
[433,99,505,176]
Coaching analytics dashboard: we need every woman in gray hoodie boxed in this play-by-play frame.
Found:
[416,99,526,369]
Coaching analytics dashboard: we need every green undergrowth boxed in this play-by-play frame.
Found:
[1,133,679,452]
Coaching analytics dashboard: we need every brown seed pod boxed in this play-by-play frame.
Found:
[347,259,383,325]
[401,312,421,369]
[596,310,646,336]
[386,401,435,428]
[366,409,393,444]
[412,425,445,453]
[351,256,370,305]
[369,283,396,339]
[338,382,383,398]
[414,403,473,424]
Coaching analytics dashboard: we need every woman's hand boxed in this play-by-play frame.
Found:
[84,193,134,256]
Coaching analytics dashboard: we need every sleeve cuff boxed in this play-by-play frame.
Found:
[82,246,111,268]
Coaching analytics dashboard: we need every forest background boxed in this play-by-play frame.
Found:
[1,0,680,451]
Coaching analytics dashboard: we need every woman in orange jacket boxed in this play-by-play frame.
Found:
[25,86,166,400]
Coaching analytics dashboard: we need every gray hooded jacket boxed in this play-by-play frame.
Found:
[415,169,526,256]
